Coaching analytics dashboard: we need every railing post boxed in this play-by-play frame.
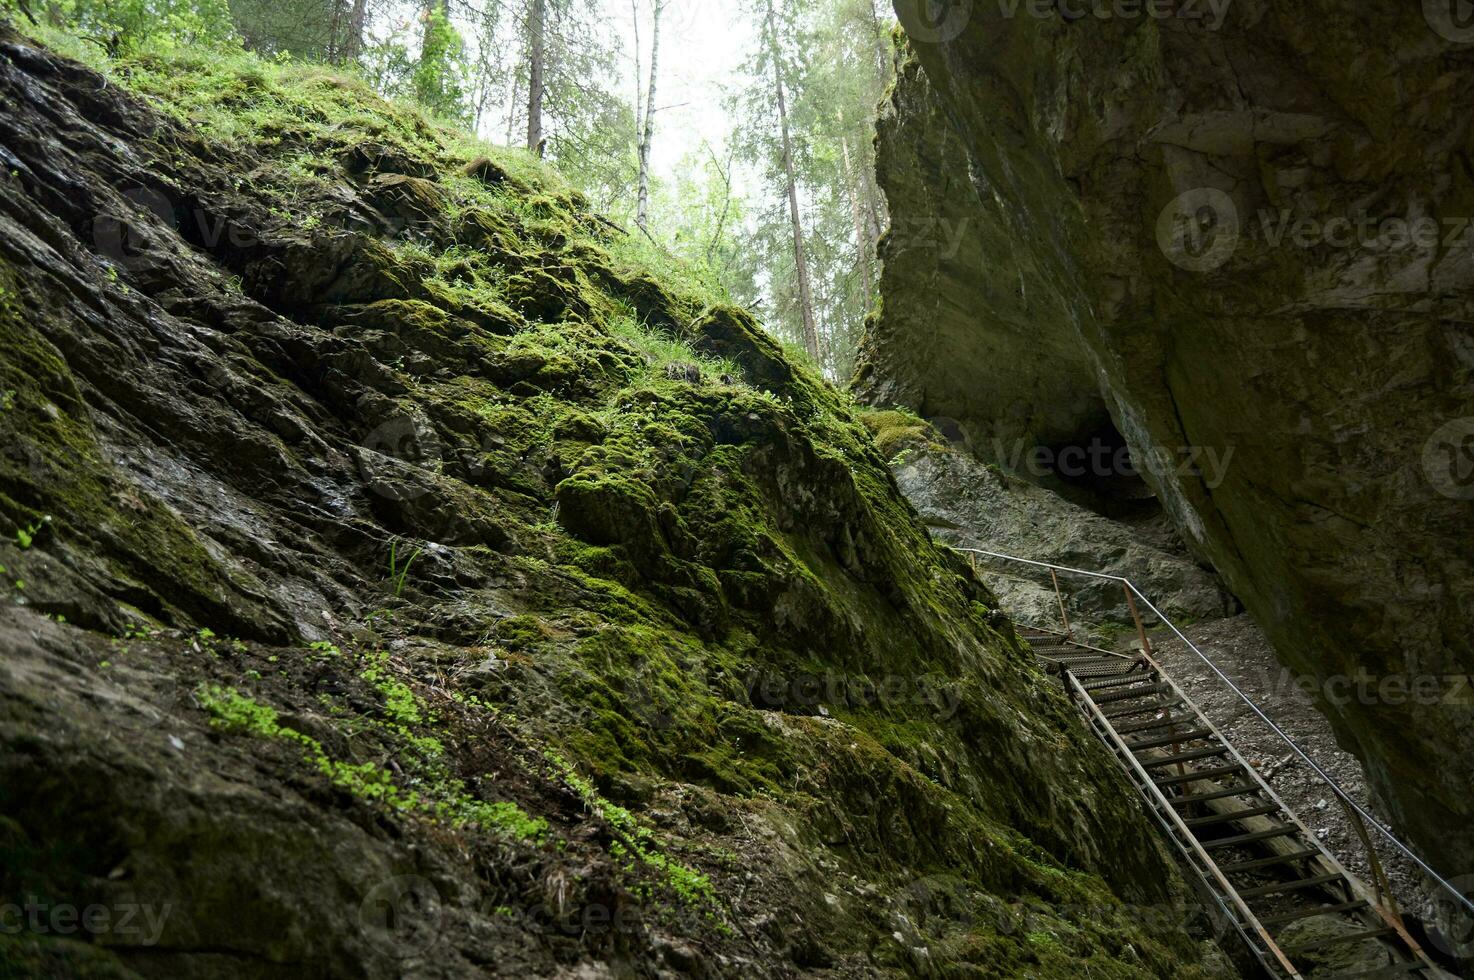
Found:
[1334,792,1401,919]
[1124,583,1153,657]
[1049,568,1073,639]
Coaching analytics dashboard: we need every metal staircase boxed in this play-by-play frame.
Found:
[1022,623,1438,979]
[954,547,1470,980]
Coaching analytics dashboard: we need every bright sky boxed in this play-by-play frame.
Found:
[611,0,758,180]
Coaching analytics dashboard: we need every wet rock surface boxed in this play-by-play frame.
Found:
[889,441,1235,629]
[0,27,1229,978]
[863,1,1474,890]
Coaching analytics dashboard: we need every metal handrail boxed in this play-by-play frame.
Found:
[954,545,1474,918]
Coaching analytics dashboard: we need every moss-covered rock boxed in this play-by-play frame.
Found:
[0,24,1226,978]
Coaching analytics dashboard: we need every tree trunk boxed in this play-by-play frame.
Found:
[840,129,876,302]
[764,0,820,364]
[341,0,369,62]
[526,0,547,156]
[636,0,664,231]
[631,0,643,141]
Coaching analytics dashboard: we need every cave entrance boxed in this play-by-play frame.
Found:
[1038,418,1160,522]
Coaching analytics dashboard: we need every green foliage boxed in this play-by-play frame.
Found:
[724,0,894,381]
[12,515,47,549]
[358,649,424,727]
[606,315,743,388]
[545,752,718,913]
[856,405,943,460]
[227,0,346,61]
[410,10,470,124]
[11,0,237,54]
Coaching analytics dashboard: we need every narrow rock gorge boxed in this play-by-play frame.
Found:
[858,0,1474,914]
[0,24,1236,978]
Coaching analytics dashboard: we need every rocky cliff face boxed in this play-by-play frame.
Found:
[0,26,1228,979]
[868,432,1235,632]
[861,2,1474,885]
[853,52,1108,463]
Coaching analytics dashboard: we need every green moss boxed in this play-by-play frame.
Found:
[856,405,947,460]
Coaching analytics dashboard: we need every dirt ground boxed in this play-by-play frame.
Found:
[1129,614,1434,924]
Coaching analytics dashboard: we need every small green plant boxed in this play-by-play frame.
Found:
[0,390,14,412]
[606,315,743,388]
[387,540,422,598]
[358,649,424,727]
[197,684,546,841]
[544,752,718,914]
[14,515,50,549]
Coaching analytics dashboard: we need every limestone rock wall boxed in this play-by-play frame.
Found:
[863,0,1474,880]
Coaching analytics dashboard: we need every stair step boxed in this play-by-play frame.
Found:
[1279,926,1394,955]
[1221,849,1322,873]
[1170,785,1264,806]
[1129,728,1216,751]
[1183,804,1281,828]
[1067,662,1143,678]
[1238,872,1346,898]
[1082,672,1159,693]
[1321,962,1427,978]
[1154,763,1244,787]
[1090,683,1171,705]
[1262,899,1368,928]
[1141,745,1230,767]
[1115,715,1190,736]
[1101,699,1184,721]
[1202,825,1302,850]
